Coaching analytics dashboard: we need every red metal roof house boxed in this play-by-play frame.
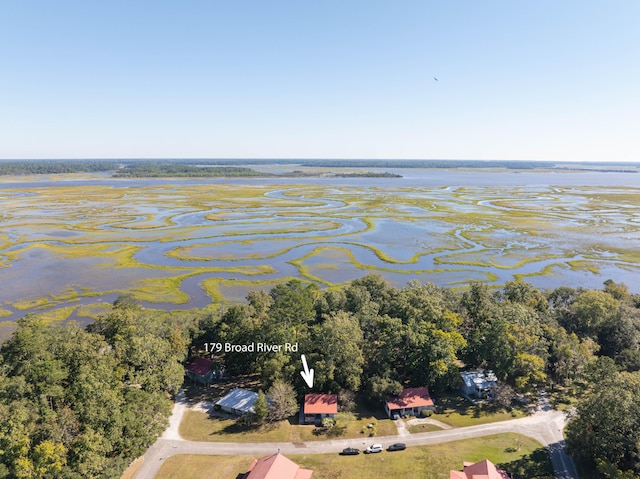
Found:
[186,357,216,385]
[243,453,313,479]
[385,386,435,418]
[301,393,338,425]
[449,459,510,479]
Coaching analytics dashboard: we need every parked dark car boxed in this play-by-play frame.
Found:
[340,447,360,455]
[387,443,406,451]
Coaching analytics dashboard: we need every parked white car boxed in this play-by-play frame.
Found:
[364,444,383,454]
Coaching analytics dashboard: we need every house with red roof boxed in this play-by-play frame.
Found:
[449,459,510,479]
[301,393,338,425]
[385,386,435,419]
[186,357,216,385]
[243,453,313,479]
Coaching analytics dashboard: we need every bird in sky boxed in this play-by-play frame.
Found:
[434,77,438,81]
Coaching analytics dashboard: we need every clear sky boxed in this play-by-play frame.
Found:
[1,1,638,161]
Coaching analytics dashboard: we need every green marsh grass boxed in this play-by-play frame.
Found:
[128,276,192,304]
[10,296,55,311]
[31,306,78,324]
[567,261,601,274]
[3,180,639,320]
[76,303,113,319]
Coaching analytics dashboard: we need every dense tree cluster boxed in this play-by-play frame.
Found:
[112,163,269,178]
[565,370,640,478]
[195,275,640,401]
[3,159,638,177]
[2,274,638,477]
[0,296,191,479]
[195,275,640,474]
[0,160,120,176]
[334,171,402,178]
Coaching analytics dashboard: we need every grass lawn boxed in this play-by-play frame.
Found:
[179,386,525,443]
[296,409,397,442]
[179,410,293,443]
[433,393,527,427]
[180,385,397,443]
[156,433,554,479]
[408,422,446,433]
[179,407,397,443]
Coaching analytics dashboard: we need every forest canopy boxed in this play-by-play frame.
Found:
[194,275,640,476]
[0,296,191,479]
[1,276,639,477]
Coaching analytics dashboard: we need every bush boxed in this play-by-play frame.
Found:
[321,417,336,429]
[421,409,434,417]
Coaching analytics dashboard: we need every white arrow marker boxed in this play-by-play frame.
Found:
[300,354,314,389]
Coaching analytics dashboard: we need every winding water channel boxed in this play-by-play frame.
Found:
[1,169,638,324]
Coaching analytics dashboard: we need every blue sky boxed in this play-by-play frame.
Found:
[1,1,638,161]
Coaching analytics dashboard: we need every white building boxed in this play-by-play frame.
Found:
[460,370,497,399]
[215,388,258,416]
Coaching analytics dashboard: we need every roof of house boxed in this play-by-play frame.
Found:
[461,370,498,388]
[187,357,213,376]
[386,387,434,410]
[449,459,510,479]
[215,388,258,413]
[304,394,338,415]
[244,453,313,479]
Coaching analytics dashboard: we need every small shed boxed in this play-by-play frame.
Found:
[216,388,258,416]
[385,387,435,418]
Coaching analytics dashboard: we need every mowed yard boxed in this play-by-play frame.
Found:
[432,392,528,427]
[179,406,397,443]
[179,388,529,443]
[156,433,554,479]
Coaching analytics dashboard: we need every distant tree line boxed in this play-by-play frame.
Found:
[3,159,639,176]
[0,160,120,175]
[0,159,403,179]
[112,163,270,178]
[334,171,402,178]
[297,159,553,169]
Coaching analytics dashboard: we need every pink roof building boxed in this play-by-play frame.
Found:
[449,459,510,479]
[243,453,313,479]
[385,387,435,418]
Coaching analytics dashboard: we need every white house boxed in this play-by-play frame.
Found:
[460,370,497,399]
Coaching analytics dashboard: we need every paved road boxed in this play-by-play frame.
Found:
[133,392,579,479]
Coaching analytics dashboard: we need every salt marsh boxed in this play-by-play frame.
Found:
[1,169,638,323]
